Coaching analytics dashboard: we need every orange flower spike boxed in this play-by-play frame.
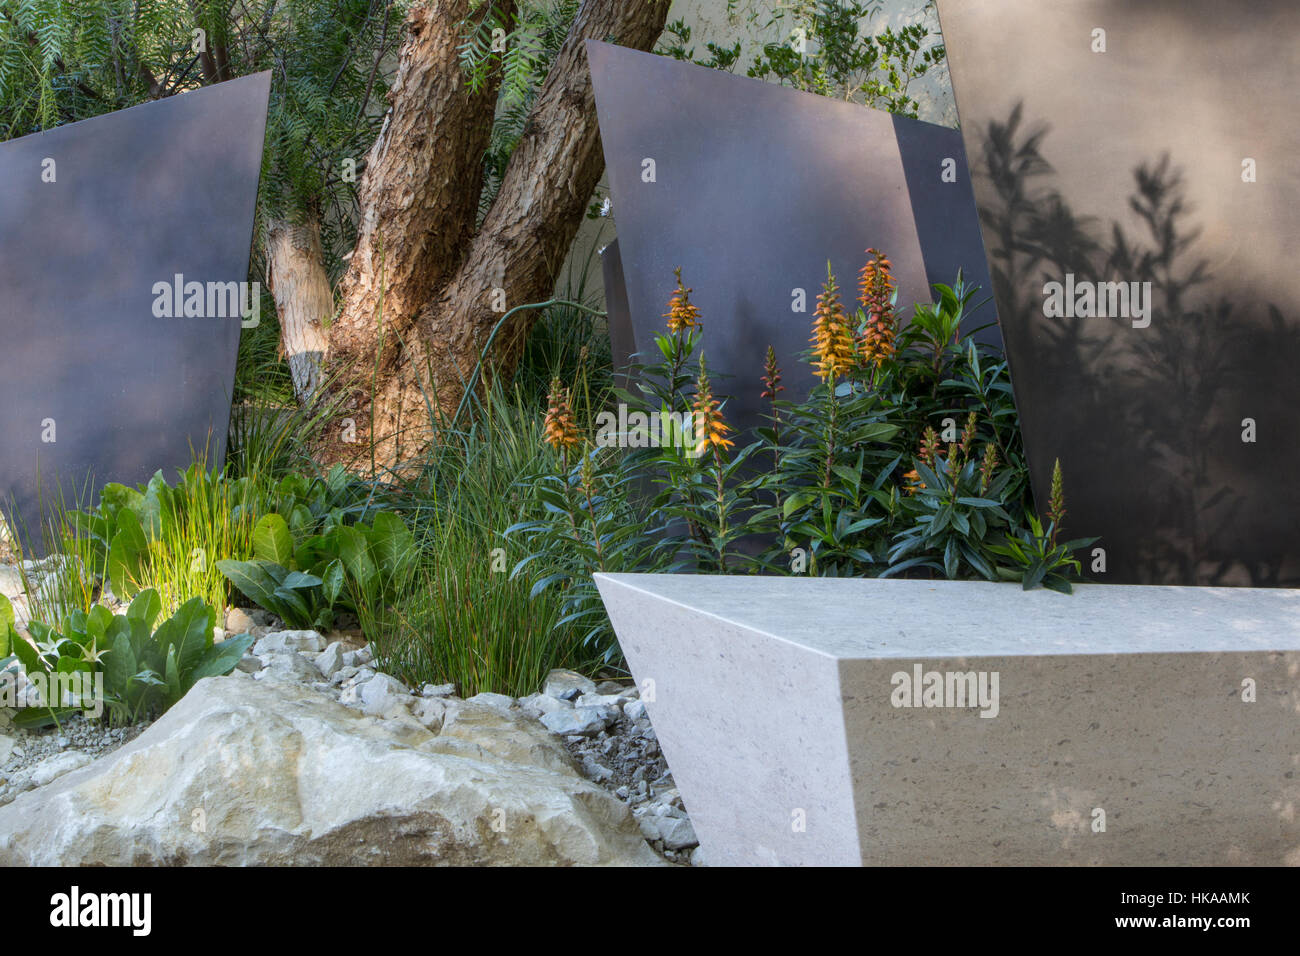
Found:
[810,263,854,380]
[692,362,734,456]
[905,426,941,495]
[857,247,896,308]
[856,248,898,366]
[664,266,701,334]
[542,378,581,452]
[761,344,784,400]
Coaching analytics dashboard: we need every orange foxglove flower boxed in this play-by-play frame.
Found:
[905,425,941,495]
[664,267,702,334]
[811,264,854,381]
[542,378,581,452]
[857,248,897,367]
[692,362,734,456]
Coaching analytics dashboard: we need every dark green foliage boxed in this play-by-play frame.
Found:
[506,445,665,662]
[218,505,419,630]
[988,516,1096,594]
[100,590,253,725]
[656,19,741,72]
[509,261,1095,624]
[458,0,580,219]
[2,589,251,728]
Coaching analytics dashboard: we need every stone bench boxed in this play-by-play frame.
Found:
[595,573,1300,866]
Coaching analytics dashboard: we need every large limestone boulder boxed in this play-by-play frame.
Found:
[0,673,663,866]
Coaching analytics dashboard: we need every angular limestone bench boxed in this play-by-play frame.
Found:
[595,574,1300,866]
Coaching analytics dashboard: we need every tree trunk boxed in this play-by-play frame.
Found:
[321,0,511,467]
[319,0,672,472]
[264,217,334,404]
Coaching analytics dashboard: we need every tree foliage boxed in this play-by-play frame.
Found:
[0,0,406,280]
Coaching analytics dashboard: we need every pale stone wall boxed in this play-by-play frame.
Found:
[665,0,955,127]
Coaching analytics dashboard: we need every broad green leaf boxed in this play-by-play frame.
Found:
[320,559,345,606]
[217,559,282,611]
[9,629,42,681]
[271,586,312,626]
[86,604,114,643]
[12,706,79,730]
[154,597,215,674]
[288,504,312,533]
[189,633,256,684]
[1044,575,1074,595]
[851,422,899,443]
[830,464,863,489]
[108,509,148,599]
[164,646,183,706]
[126,588,162,632]
[943,537,959,579]
[253,513,294,567]
[783,491,817,519]
[60,609,89,647]
[138,472,168,538]
[103,630,137,699]
[281,571,323,590]
[332,525,377,593]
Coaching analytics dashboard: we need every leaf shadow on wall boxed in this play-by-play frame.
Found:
[975,103,1300,586]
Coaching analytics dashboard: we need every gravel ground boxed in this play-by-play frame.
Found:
[0,711,151,808]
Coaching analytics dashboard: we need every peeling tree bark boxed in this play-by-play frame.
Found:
[324,0,512,451]
[319,0,672,472]
[265,217,334,404]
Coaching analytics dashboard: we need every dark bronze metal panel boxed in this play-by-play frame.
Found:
[601,237,634,395]
[936,0,1300,585]
[587,41,998,445]
[0,72,271,553]
[890,113,999,343]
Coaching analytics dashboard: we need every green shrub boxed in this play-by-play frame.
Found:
[217,509,419,631]
[510,252,1094,603]
[3,589,251,728]
[99,591,253,725]
[664,1,947,120]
